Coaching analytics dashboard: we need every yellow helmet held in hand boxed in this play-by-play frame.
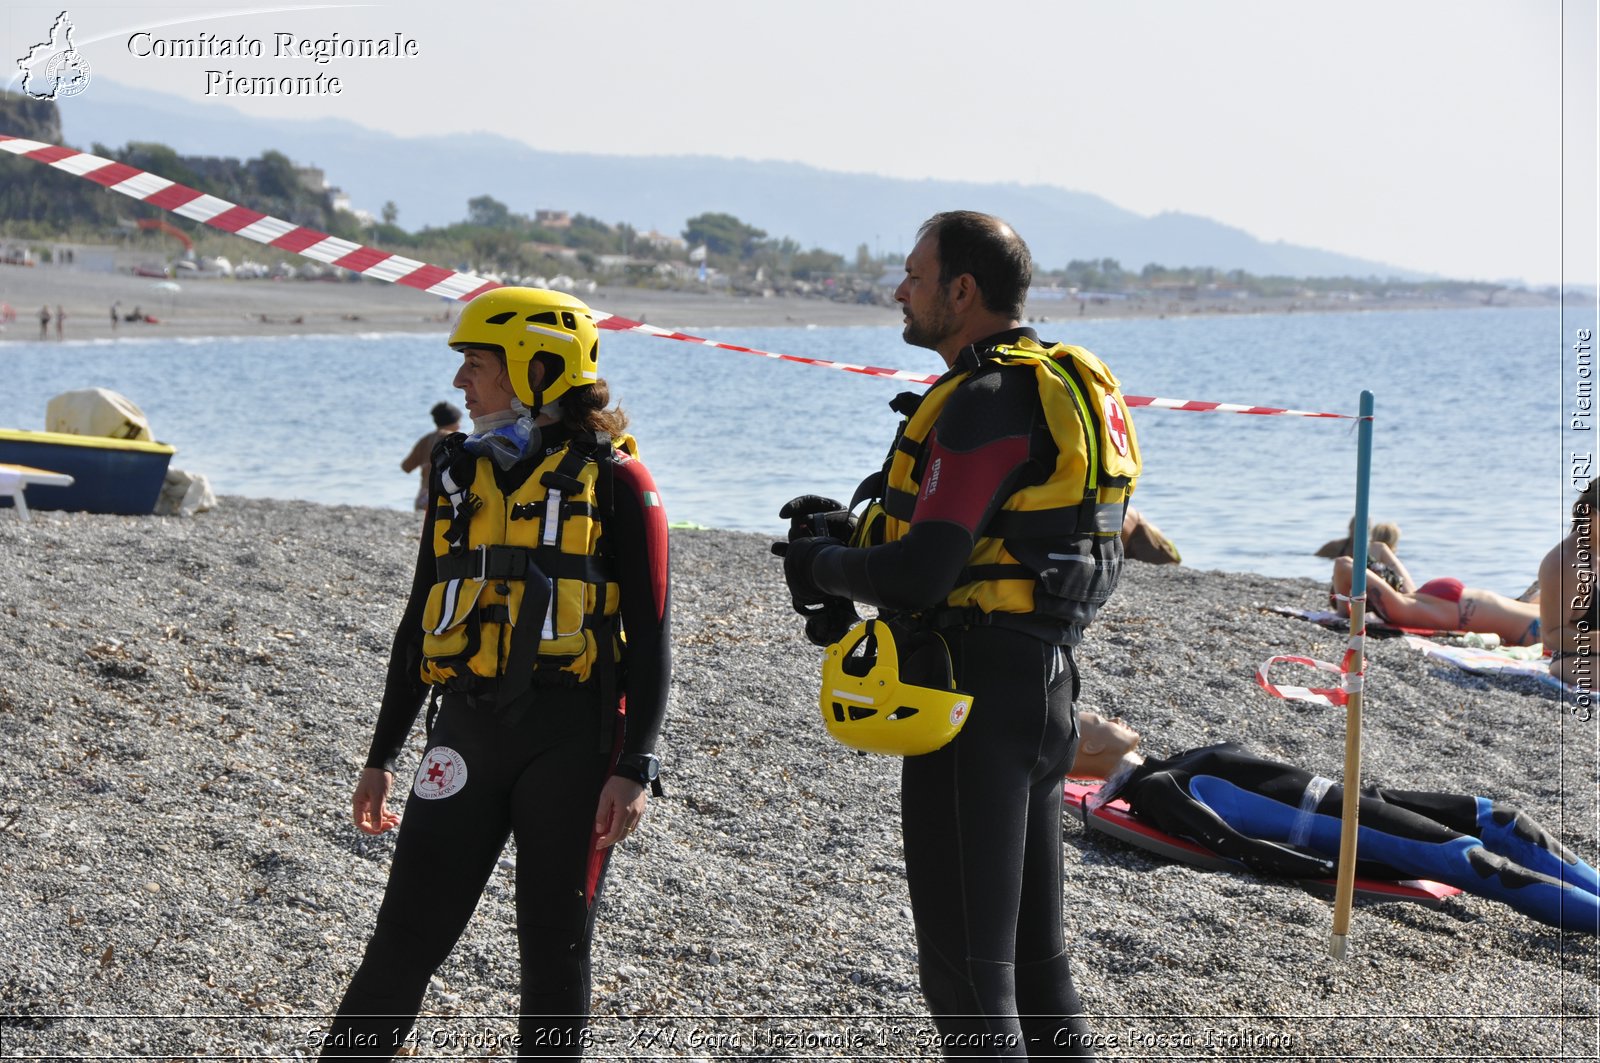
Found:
[449,287,600,407]
[819,619,974,756]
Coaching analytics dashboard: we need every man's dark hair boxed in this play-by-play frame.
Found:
[430,401,463,427]
[918,211,1033,319]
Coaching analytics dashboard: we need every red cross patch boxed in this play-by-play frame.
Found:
[412,745,468,800]
[1102,395,1130,457]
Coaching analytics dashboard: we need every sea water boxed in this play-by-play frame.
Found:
[0,305,1586,590]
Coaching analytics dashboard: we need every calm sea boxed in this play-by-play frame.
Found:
[1,306,1589,591]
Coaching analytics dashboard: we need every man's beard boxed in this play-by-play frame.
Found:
[902,291,956,351]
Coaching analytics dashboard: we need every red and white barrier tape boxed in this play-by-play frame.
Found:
[1257,596,1368,707]
[3,134,1354,419]
[1256,654,1352,708]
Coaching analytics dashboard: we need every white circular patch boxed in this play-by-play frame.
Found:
[413,746,468,800]
[1102,394,1130,457]
[949,700,970,727]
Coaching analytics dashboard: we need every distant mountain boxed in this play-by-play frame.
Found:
[49,80,1426,279]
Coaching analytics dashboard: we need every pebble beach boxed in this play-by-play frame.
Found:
[0,496,1594,1061]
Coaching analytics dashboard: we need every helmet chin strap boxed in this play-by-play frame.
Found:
[536,396,564,424]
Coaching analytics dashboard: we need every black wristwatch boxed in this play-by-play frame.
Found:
[614,753,663,795]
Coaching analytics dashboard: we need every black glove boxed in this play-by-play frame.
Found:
[779,494,856,543]
[771,535,832,609]
[772,536,859,645]
[804,597,859,647]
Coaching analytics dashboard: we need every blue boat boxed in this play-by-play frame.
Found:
[0,429,175,515]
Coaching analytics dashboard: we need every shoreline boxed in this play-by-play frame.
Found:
[0,258,1552,343]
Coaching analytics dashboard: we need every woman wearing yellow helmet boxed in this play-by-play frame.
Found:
[321,288,672,1060]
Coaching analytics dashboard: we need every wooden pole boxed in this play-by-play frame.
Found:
[1329,390,1375,959]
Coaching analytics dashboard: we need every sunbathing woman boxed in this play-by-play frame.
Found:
[1538,479,1598,686]
[1330,539,1541,645]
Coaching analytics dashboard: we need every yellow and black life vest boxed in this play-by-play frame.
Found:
[855,336,1141,632]
[418,431,635,700]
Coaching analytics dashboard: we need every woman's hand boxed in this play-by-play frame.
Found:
[593,775,647,850]
[352,767,401,835]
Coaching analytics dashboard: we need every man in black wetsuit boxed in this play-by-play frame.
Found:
[779,212,1140,1059]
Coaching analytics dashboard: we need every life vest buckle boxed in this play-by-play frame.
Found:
[450,544,535,582]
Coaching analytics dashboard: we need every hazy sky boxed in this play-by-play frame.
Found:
[7,0,1596,285]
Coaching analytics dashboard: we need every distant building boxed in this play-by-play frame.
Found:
[535,210,572,230]
[636,229,688,253]
[329,190,375,227]
[295,165,327,193]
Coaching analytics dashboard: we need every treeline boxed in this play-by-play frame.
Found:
[2,93,1547,302]
[1052,257,1545,301]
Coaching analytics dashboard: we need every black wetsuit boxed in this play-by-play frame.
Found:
[804,329,1099,1059]
[1109,744,1600,932]
[322,425,672,1060]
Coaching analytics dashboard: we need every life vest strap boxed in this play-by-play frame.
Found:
[436,544,539,582]
[849,470,883,511]
[540,469,586,496]
[531,548,616,584]
[904,604,1077,644]
[960,563,1033,584]
[883,487,917,522]
[987,498,1126,539]
[435,544,617,585]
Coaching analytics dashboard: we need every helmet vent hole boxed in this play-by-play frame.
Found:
[832,703,847,723]
[528,311,559,325]
[485,311,518,325]
[888,706,920,721]
[561,311,577,329]
[847,706,877,721]
[842,632,878,677]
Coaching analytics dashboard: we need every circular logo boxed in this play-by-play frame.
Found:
[413,745,469,800]
[44,50,91,99]
[1102,394,1130,457]
[949,700,970,726]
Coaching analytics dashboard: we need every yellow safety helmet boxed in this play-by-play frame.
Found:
[448,287,600,407]
[819,619,974,756]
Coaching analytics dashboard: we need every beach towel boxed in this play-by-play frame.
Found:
[1400,636,1572,693]
[1063,779,1460,907]
[1269,606,1458,639]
